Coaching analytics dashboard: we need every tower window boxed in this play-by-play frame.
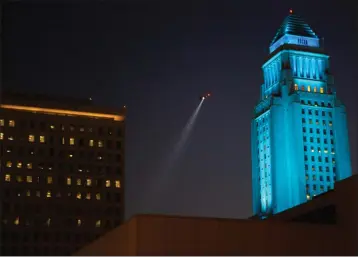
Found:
[5,174,11,182]
[307,86,311,92]
[0,119,4,126]
[313,87,317,93]
[294,84,298,90]
[320,87,324,93]
[40,136,46,143]
[69,138,75,145]
[301,86,305,91]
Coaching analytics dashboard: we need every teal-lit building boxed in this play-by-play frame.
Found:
[251,11,352,217]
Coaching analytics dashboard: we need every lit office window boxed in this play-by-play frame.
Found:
[26,176,32,183]
[5,161,12,168]
[28,135,35,143]
[9,120,15,127]
[5,174,11,182]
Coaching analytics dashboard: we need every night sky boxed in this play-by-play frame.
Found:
[3,0,358,220]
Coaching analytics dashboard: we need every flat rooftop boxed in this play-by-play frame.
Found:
[1,90,126,120]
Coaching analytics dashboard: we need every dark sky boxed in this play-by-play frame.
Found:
[3,0,358,220]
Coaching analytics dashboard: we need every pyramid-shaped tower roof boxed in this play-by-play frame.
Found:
[270,12,318,47]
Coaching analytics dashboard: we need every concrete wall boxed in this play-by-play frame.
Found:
[77,219,137,256]
[76,214,340,256]
[76,175,358,256]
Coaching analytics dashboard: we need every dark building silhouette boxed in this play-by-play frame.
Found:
[0,91,126,255]
[75,175,358,255]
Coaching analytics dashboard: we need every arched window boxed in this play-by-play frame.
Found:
[320,87,324,94]
[313,87,317,93]
[294,84,298,91]
[301,86,305,91]
[307,86,311,92]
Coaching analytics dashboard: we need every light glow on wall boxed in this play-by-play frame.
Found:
[0,104,125,121]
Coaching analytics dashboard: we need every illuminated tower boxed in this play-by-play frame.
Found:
[251,11,352,217]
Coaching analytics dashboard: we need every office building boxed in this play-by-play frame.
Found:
[0,91,126,255]
[251,11,352,216]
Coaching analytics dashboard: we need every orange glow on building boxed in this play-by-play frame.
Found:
[0,104,124,121]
